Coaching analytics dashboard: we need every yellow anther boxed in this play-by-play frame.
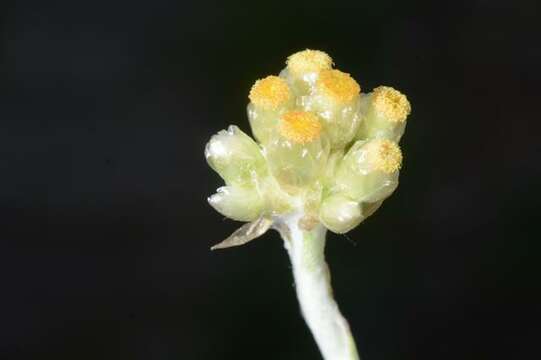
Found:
[249,76,291,110]
[365,139,402,173]
[286,49,333,76]
[372,86,411,123]
[279,111,322,144]
[317,69,360,104]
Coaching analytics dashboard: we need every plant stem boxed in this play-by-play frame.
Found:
[278,213,360,360]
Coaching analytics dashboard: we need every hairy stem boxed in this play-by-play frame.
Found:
[278,213,360,360]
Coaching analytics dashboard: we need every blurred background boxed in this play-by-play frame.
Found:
[1,0,540,359]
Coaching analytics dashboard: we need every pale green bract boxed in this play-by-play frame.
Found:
[205,49,411,360]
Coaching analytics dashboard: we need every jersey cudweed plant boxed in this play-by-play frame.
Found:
[206,49,411,360]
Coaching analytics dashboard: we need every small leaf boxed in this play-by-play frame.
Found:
[210,217,273,250]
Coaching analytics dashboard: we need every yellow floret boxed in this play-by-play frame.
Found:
[249,76,291,110]
[317,69,361,104]
[286,49,333,76]
[279,111,322,144]
[372,86,411,123]
[365,139,402,173]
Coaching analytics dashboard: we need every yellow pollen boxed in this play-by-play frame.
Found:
[286,49,333,76]
[249,76,291,110]
[317,69,361,104]
[372,86,411,122]
[365,139,402,173]
[279,111,322,144]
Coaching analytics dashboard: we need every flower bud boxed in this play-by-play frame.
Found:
[208,186,265,222]
[334,139,402,203]
[319,194,363,234]
[265,111,330,190]
[282,49,333,95]
[303,69,362,149]
[356,86,411,142]
[205,125,268,186]
[248,76,293,143]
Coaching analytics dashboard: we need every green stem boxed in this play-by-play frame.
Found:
[279,213,360,360]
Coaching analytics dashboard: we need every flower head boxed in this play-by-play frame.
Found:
[249,76,291,111]
[317,69,361,104]
[356,86,411,142]
[372,86,411,123]
[279,111,322,144]
[363,138,403,174]
[206,50,411,246]
[286,49,333,77]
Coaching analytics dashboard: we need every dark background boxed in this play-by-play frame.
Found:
[1,0,540,359]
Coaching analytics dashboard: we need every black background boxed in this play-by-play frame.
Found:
[1,0,540,359]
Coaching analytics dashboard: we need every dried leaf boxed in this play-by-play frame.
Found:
[210,217,273,250]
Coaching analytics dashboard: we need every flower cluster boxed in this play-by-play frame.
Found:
[206,49,411,235]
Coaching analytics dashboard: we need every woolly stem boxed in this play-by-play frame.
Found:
[279,213,360,360]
